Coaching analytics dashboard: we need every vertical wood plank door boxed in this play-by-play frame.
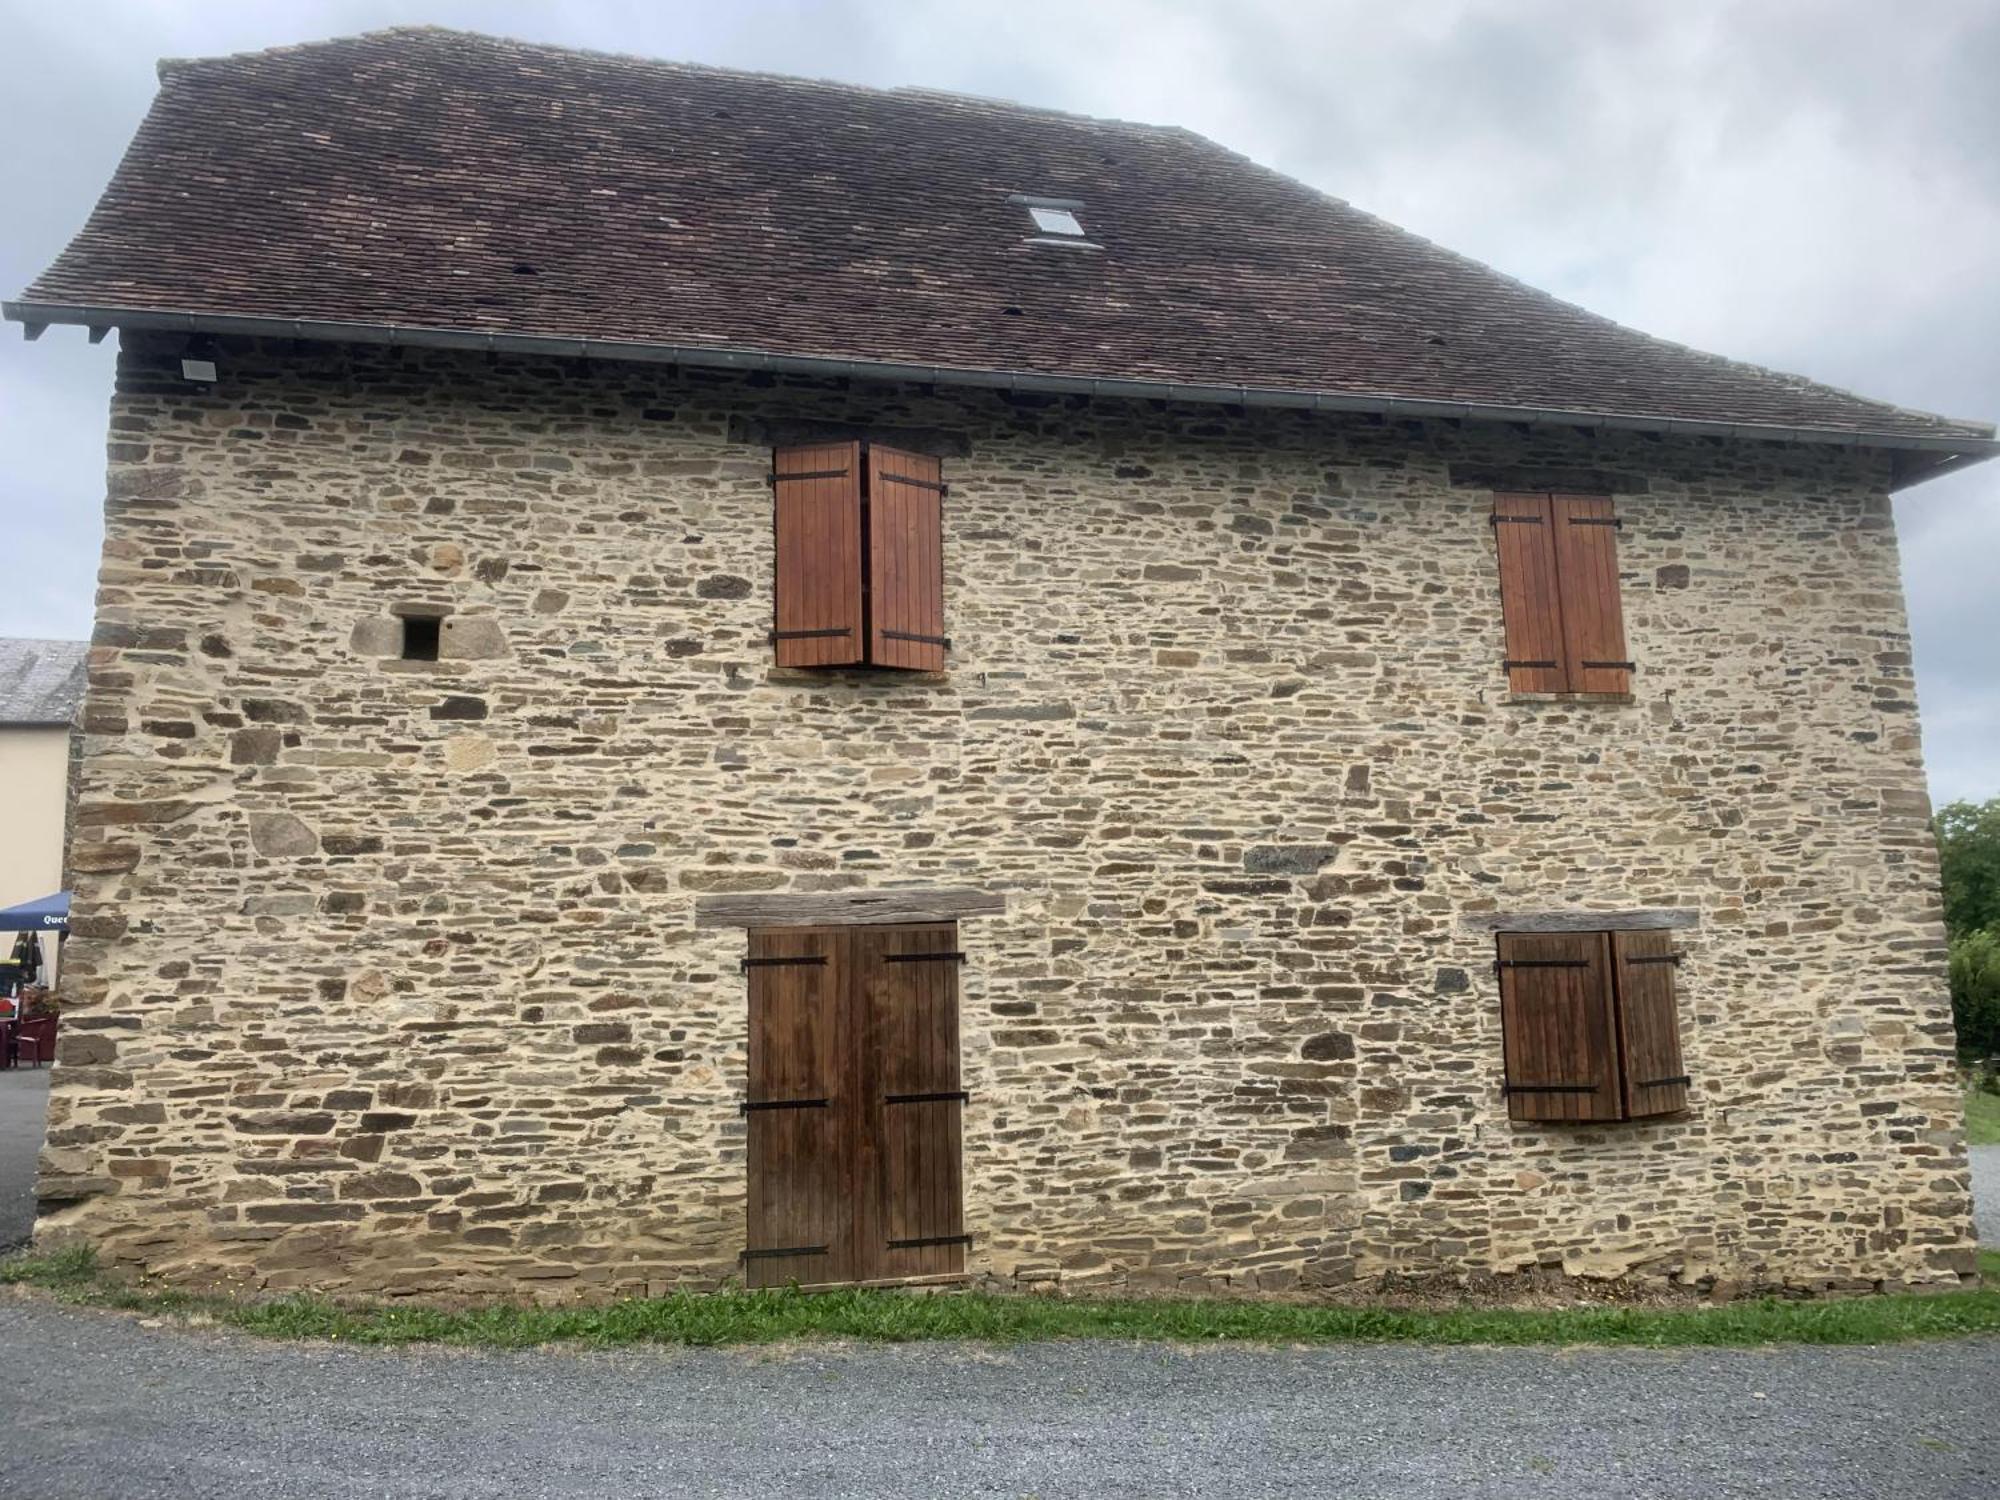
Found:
[743,923,965,1287]
[1496,931,1623,1122]
[1610,930,1690,1119]
[859,923,967,1281]
[743,928,848,1288]
[1491,494,1569,694]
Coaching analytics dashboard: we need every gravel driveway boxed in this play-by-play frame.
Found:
[1972,1145,1999,1246]
[2,1298,1995,1500]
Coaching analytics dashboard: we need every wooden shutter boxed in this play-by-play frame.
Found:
[771,442,864,667]
[866,446,947,671]
[743,923,966,1286]
[1491,494,1568,694]
[743,929,849,1288]
[1611,930,1689,1119]
[1551,495,1631,694]
[1496,931,1623,1122]
[859,923,967,1279]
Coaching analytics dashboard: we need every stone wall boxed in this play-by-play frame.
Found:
[41,334,1976,1299]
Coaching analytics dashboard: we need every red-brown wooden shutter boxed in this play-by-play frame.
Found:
[743,928,848,1288]
[1491,494,1568,693]
[1610,930,1689,1119]
[1551,495,1631,694]
[859,923,967,1279]
[866,446,947,671]
[771,442,864,667]
[1496,931,1623,1122]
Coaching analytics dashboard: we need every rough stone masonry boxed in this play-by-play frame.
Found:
[40,334,1976,1300]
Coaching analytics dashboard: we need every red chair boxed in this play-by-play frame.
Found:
[13,1016,56,1068]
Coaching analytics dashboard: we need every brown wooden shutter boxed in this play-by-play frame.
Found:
[866,445,947,671]
[1610,930,1689,1119]
[743,928,849,1288]
[771,442,864,667]
[1496,931,1623,1122]
[1491,494,1568,694]
[1551,495,1631,694]
[859,923,967,1279]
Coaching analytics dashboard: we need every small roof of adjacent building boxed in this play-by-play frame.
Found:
[6,28,1993,471]
[0,639,87,728]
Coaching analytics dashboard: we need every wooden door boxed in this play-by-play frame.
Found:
[742,923,967,1287]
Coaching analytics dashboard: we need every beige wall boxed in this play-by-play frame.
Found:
[0,725,70,905]
[39,335,1976,1301]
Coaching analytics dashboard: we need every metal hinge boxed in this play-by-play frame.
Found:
[884,1091,970,1105]
[740,1097,830,1113]
[880,630,951,648]
[1625,954,1682,967]
[1490,513,1545,525]
[1503,1083,1600,1095]
[1503,659,1559,671]
[887,1233,972,1250]
[769,628,853,642]
[1635,1075,1691,1088]
[1581,660,1636,671]
[884,951,967,964]
[1495,959,1591,970]
[879,472,948,496]
[769,469,850,485]
[1568,516,1624,528]
[742,955,828,971]
[741,1244,829,1261]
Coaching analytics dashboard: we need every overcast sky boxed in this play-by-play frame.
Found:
[2,0,1995,802]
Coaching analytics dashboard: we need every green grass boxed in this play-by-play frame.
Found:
[6,1245,1999,1350]
[1965,1082,2000,1146]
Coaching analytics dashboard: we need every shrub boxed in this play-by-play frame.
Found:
[1949,926,2000,1062]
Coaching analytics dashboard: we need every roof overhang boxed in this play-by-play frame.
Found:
[9,298,1996,491]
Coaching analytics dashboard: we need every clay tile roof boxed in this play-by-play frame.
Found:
[11,27,1994,450]
[0,639,88,727]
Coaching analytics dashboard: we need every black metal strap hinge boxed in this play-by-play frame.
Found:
[769,469,850,485]
[884,951,967,964]
[884,1090,970,1106]
[1625,954,1683,967]
[1636,1075,1692,1088]
[1503,659,1559,670]
[1582,660,1636,671]
[888,1233,973,1250]
[1569,516,1624,528]
[1504,1083,1600,1095]
[741,1244,830,1261]
[1490,513,1544,525]
[769,628,853,642]
[880,630,952,648]
[743,955,828,971]
[879,472,948,496]
[1496,959,1592,970]
[740,1097,830,1113]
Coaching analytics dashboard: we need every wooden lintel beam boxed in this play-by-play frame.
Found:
[696,887,1006,929]
[1459,909,1699,934]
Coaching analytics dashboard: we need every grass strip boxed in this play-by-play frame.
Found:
[1966,1084,2000,1146]
[6,1246,1997,1351]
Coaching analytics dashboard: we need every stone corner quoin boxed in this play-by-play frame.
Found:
[40,332,1975,1302]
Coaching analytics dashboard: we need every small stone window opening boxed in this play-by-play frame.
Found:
[400,615,442,662]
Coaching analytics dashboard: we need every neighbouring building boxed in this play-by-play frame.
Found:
[5,28,1991,1300]
[0,638,88,981]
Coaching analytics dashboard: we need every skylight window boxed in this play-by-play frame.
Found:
[1010,194,1099,250]
[1028,205,1084,237]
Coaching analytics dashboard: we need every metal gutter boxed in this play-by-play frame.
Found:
[8,297,1998,467]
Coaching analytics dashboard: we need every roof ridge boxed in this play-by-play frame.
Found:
[157,26,1181,136]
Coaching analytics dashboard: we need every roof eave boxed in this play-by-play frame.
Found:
[8,298,1996,485]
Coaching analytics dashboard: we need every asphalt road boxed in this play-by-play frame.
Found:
[2,1299,1995,1500]
[0,1066,49,1250]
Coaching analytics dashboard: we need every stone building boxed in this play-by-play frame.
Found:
[6,28,1993,1299]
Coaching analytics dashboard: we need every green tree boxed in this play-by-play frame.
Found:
[1934,798,2000,937]
[1935,797,2000,1059]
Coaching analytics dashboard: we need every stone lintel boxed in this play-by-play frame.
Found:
[1457,908,1700,934]
[695,887,1007,929]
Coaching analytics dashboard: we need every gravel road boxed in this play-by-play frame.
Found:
[2,1298,1994,1500]
[0,1067,49,1250]
[1972,1145,1999,1246]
